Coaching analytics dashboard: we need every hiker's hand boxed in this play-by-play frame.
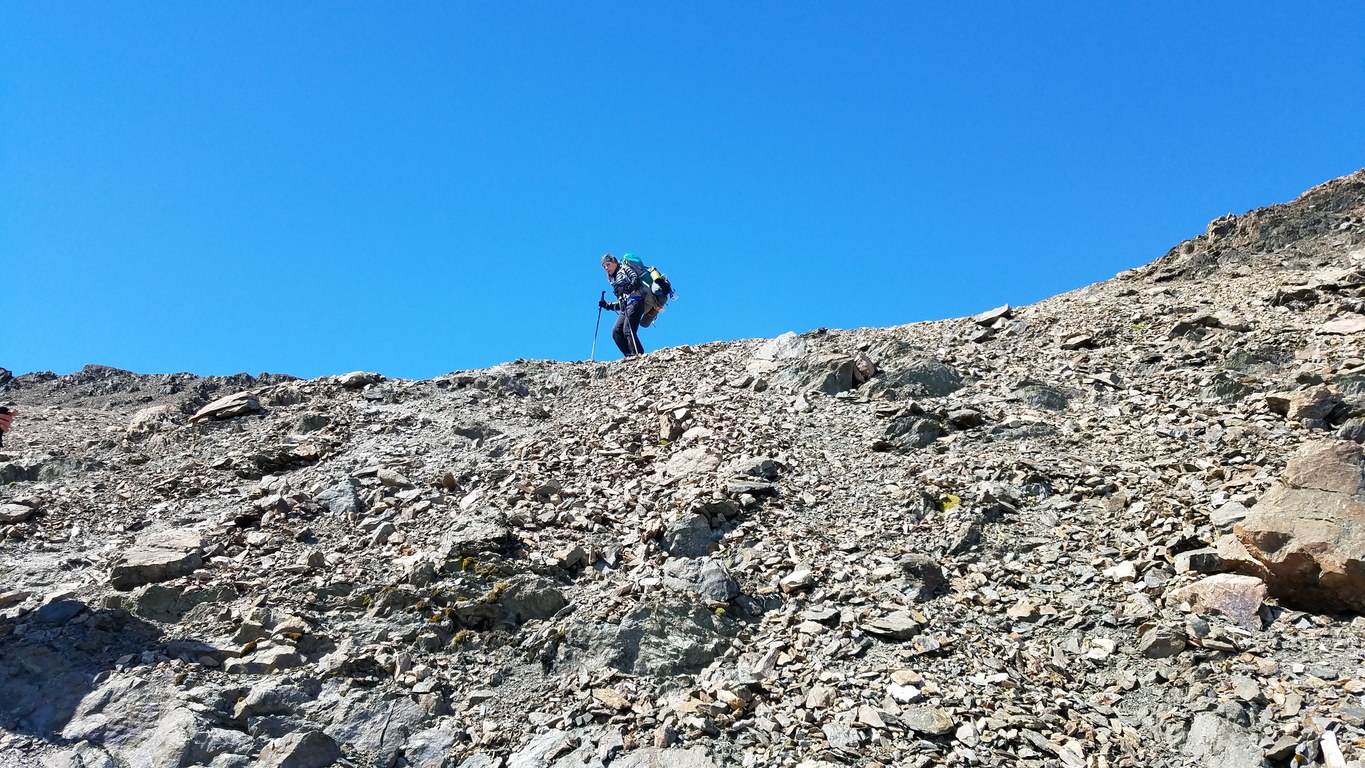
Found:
[598,300,610,310]
[0,408,14,434]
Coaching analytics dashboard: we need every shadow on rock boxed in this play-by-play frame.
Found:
[0,600,169,740]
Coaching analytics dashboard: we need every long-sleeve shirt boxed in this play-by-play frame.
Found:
[608,261,646,301]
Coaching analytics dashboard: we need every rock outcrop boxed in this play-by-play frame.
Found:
[1219,441,1365,612]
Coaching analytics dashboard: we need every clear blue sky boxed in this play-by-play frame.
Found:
[3,3,1362,379]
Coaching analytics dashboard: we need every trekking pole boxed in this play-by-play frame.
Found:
[589,291,605,361]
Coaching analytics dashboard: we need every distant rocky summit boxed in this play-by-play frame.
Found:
[2,171,1364,767]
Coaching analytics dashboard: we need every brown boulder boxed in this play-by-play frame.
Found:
[1218,442,1365,612]
[1265,387,1341,423]
[1282,441,1365,494]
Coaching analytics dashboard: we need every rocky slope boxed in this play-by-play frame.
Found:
[2,170,1364,768]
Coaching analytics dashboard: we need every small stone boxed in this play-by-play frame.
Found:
[805,685,837,709]
[779,569,815,594]
[555,545,587,569]
[1230,675,1263,703]
[1103,561,1137,582]
[592,688,631,712]
[887,683,921,703]
[377,468,415,488]
[1137,625,1186,658]
[1174,548,1226,575]
[1210,501,1250,530]
[972,305,1013,327]
[863,611,922,641]
[900,705,955,736]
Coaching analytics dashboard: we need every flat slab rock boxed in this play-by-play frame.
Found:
[0,502,34,523]
[109,528,204,590]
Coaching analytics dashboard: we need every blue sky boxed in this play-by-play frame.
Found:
[3,3,1362,379]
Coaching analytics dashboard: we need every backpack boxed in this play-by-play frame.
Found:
[622,254,676,327]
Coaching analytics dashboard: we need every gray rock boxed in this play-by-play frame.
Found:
[863,611,922,641]
[0,502,34,523]
[1174,548,1226,575]
[570,598,733,677]
[42,741,119,768]
[495,574,568,626]
[324,692,428,768]
[1012,380,1073,411]
[126,584,233,623]
[234,679,320,719]
[878,358,963,398]
[109,528,204,591]
[882,414,943,450]
[723,456,779,480]
[662,557,739,603]
[971,305,1013,326]
[899,554,945,601]
[1183,712,1268,767]
[457,756,506,768]
[337,371,383,389]
[505,729,587,768]
[900,705,955,735]
[821,721,865,750]
[754,332,808,361]
[314,479,361,516]
[256,730,344,768]
[1339,417,1365,443]
[772,352,858,395]
[1137,625,1186,658]
[223,645,304,675]
[434,512,510,564]
[662,448,722,480]
[663,513,716,558]
[1210,501,1250,530]
[190,392,263,423]
[611,748,719,768]
[403,726,465,768]
[33,599,86,625]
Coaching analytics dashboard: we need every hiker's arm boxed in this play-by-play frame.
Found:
[0,408,14,434]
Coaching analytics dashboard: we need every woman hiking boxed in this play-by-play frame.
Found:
[598,253,648,358]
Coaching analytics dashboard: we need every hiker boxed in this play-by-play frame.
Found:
[0,407,15,444]
[598,253,647,358]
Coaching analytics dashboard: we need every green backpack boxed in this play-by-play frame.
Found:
[622,253,675,327]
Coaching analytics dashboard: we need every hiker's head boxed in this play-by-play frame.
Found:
[602,254,618,276]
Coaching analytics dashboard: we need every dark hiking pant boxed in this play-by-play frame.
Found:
[612,298,646,357]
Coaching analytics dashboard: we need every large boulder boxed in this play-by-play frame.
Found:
[567,598,734,677]
[872,357,963,399]
[754,331,808,361]
[771,352,858,395]
[1217,442,1365,612]
[189,392,263,423]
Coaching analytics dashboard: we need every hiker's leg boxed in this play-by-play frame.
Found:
[611,312,632,357]
[621,299,646,356]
